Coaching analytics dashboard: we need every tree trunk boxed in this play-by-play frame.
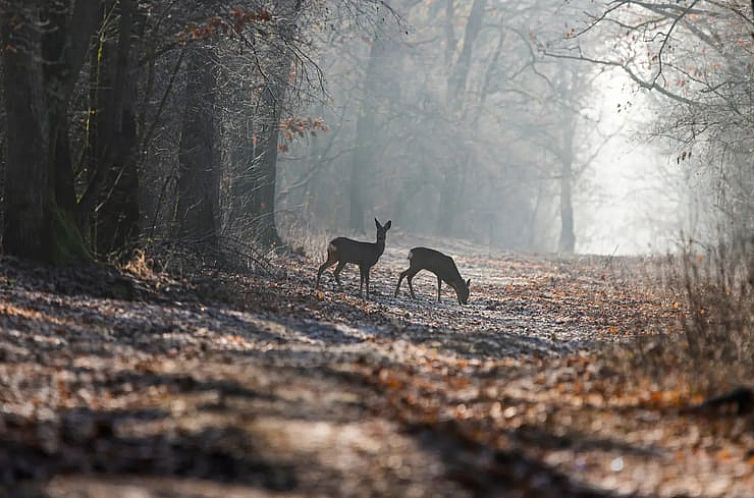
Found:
[175,45,220,244]
[43,0,102,225]
[437,0,487,236]
[446,0,486,107]
[348,105,376,234]
[42,4,76,215]
[558,166,575,254]
[92,0,141,256]
[444,0,456,67]
[1,3,54,261]
[1,1,96,263]
[251,56,290,248]
[436,160,461,235]
[42,0,100,217]
[228,114,255,236]
[558,123,576,254]
[349,34,388,234]
[247,0,304,247]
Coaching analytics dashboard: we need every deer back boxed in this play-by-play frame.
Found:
[331,237,381,266]
[409,247,462,283]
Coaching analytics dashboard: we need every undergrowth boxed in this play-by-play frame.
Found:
[625,238,754,394]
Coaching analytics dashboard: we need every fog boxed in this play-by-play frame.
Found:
[273,1,696,256]
[3,0,748,263]
[573,76,683,255]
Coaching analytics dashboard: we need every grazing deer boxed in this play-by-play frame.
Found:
[316,218,392,297]
[395,247,471,305]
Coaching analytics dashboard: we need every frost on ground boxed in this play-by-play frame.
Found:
[1,240,753,498]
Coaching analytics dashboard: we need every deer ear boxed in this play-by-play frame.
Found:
[375,218,381,229]
[466,278,471,288]
[384,220,392,230]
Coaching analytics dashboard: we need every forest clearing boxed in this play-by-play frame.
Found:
[2,236,752,497]
[3,0,754,496]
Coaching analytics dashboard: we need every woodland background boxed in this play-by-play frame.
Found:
[3,0,753,264]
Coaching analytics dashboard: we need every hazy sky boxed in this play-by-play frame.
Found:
[575,72,682,255]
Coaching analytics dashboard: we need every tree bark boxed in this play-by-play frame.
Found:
[251,54,291,247]
[247,0,304,247]
[446,0,486,107]
[42,0,102,220]
[91,0,141,256]
[349,34,389,234]
[2,0,97,263]
[437,0,487,236]
[558,162,575,254]
[175,45,220,244]
[1,2,54,261]
[558,117,576,254]
[444,0,456,67]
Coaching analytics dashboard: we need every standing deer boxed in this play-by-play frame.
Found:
[316,218,392,297]
[394,247,471,305]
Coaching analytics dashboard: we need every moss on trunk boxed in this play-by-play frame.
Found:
[52,207,92,264]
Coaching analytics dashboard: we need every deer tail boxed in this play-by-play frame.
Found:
[323,242,338,263]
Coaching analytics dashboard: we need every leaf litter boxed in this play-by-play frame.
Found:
[0,242,752,497]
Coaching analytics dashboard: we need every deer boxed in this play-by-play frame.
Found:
[316,218,392,297]
[394,247,471,305]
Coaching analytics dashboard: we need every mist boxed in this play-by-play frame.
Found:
[272,1,690,257]
[5,2,754,496]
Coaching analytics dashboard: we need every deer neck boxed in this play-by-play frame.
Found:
[375,237,385,256]
[449,273,463,289]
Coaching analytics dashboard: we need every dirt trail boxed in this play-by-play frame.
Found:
[1,240,752,497]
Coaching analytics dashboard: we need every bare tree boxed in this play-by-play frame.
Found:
[175,45,220,244]
[1,0,100,263]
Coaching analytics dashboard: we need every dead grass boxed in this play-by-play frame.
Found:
[612,238,754,395]
[678,238,754,388]
[122,248,157,280]
[278,219,333,259]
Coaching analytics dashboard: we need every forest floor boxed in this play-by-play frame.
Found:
[2,234,754,498]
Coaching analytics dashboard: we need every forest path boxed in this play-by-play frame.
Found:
[2,239,752,497]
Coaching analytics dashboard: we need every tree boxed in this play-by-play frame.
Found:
[83,0,142,256]
[248,37,294,247]
[348,31,395,234]
[560,0,754,240]
[175,45,220,243]
[1,0,100,263]
[275,0,609,252]
[436,0,488,237]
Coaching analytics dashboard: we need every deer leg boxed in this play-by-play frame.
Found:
[365,268,371,298]
[395,270,409,297]
[333,261,346,287]
[359,267,365,296]
[407,272,418,299]
[437,275,442,303]
[316,254,338,288]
